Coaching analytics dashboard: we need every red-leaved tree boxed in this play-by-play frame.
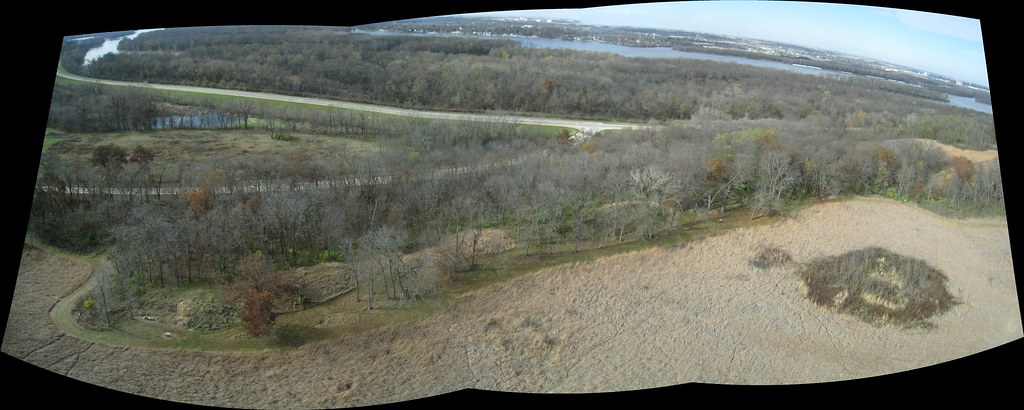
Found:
[227,251,298,337]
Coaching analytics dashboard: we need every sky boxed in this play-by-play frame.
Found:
[467,1,988,87]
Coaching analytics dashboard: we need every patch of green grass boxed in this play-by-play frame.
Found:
[917,196,1006,219]
[42,138,61,151]
[54,74,80,87]
[47,129,379,178]
[519,124,579,138]
[446,205,784,295]
[273,323,324,347]
[266,288,444,348]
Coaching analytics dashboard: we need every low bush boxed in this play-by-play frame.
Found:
[750,245,793,269]
[800,247,957,327]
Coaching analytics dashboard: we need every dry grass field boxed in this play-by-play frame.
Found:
[46,129,379,172]
[3,197,1020,408]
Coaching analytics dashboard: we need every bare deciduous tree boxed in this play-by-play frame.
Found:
[752,150,798,219]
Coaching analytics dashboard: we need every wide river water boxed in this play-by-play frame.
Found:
[82,29,164,65]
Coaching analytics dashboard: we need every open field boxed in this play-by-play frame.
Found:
[3,197,1019,408]
[880,137,999,165]
[46,129,379,171]
[912,138,999,163]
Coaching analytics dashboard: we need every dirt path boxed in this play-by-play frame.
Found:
[912,138,999,163]
[3,198,1021,408]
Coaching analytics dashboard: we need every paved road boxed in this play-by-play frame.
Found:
[56,70,634,132]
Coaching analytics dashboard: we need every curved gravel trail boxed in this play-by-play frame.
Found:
[3,197,1020,407]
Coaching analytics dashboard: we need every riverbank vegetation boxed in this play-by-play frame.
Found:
[366,16,987,99]
[63,26,993,145]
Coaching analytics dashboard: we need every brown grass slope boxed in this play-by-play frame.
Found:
[3,197,1020,408]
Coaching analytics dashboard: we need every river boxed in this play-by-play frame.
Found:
[82,29,164,65]
[354,29,993,115]
[519,36,994,114]
[518,37,845,77]
[356,29,851,76]
[947,95,993,115]
[353,29,840,77]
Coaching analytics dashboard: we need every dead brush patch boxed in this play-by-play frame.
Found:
[294,262,354,304]
[447,228,516,255]
[750,245,793,269]
[800,247,958,328]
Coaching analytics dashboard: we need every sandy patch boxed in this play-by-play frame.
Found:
[437,228,516,256]
[909,138,998,163]
[3,198,1020,408]
[410,228,517,266]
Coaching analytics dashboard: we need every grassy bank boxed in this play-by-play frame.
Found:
[34,201,786,351]
[41,138,61,151]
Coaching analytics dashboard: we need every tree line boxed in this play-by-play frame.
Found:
[47,80,543,153]
[31,112,1005,333]
[54,78,994,157]
[368,16,985,100]
[65,26,989,125]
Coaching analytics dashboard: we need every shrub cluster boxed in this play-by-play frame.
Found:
[749,245,793,269]
[800,247,957,327]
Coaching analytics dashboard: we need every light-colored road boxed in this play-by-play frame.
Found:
[56,70,634,132]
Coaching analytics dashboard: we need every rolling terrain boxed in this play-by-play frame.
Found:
[4,197,1019,407]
